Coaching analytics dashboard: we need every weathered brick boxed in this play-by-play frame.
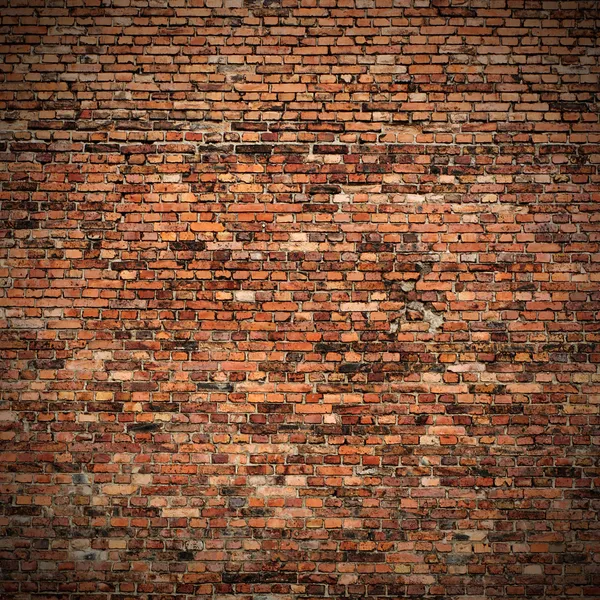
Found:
[1,2,599,599]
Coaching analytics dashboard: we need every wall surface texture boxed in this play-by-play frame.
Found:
[1,0,600,598]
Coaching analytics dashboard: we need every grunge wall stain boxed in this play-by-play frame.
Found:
[1,1,599,599]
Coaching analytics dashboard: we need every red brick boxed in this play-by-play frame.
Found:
[1,2,599,599]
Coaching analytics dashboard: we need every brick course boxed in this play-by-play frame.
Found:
[1,0,599,598]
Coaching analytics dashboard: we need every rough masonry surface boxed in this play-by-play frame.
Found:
[0,0,599,598]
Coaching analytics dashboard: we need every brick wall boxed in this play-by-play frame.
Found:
[1,1,599,598]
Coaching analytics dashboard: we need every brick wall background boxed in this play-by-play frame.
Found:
[1,0,599,598]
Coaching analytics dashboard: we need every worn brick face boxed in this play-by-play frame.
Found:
[1,1,599,598]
